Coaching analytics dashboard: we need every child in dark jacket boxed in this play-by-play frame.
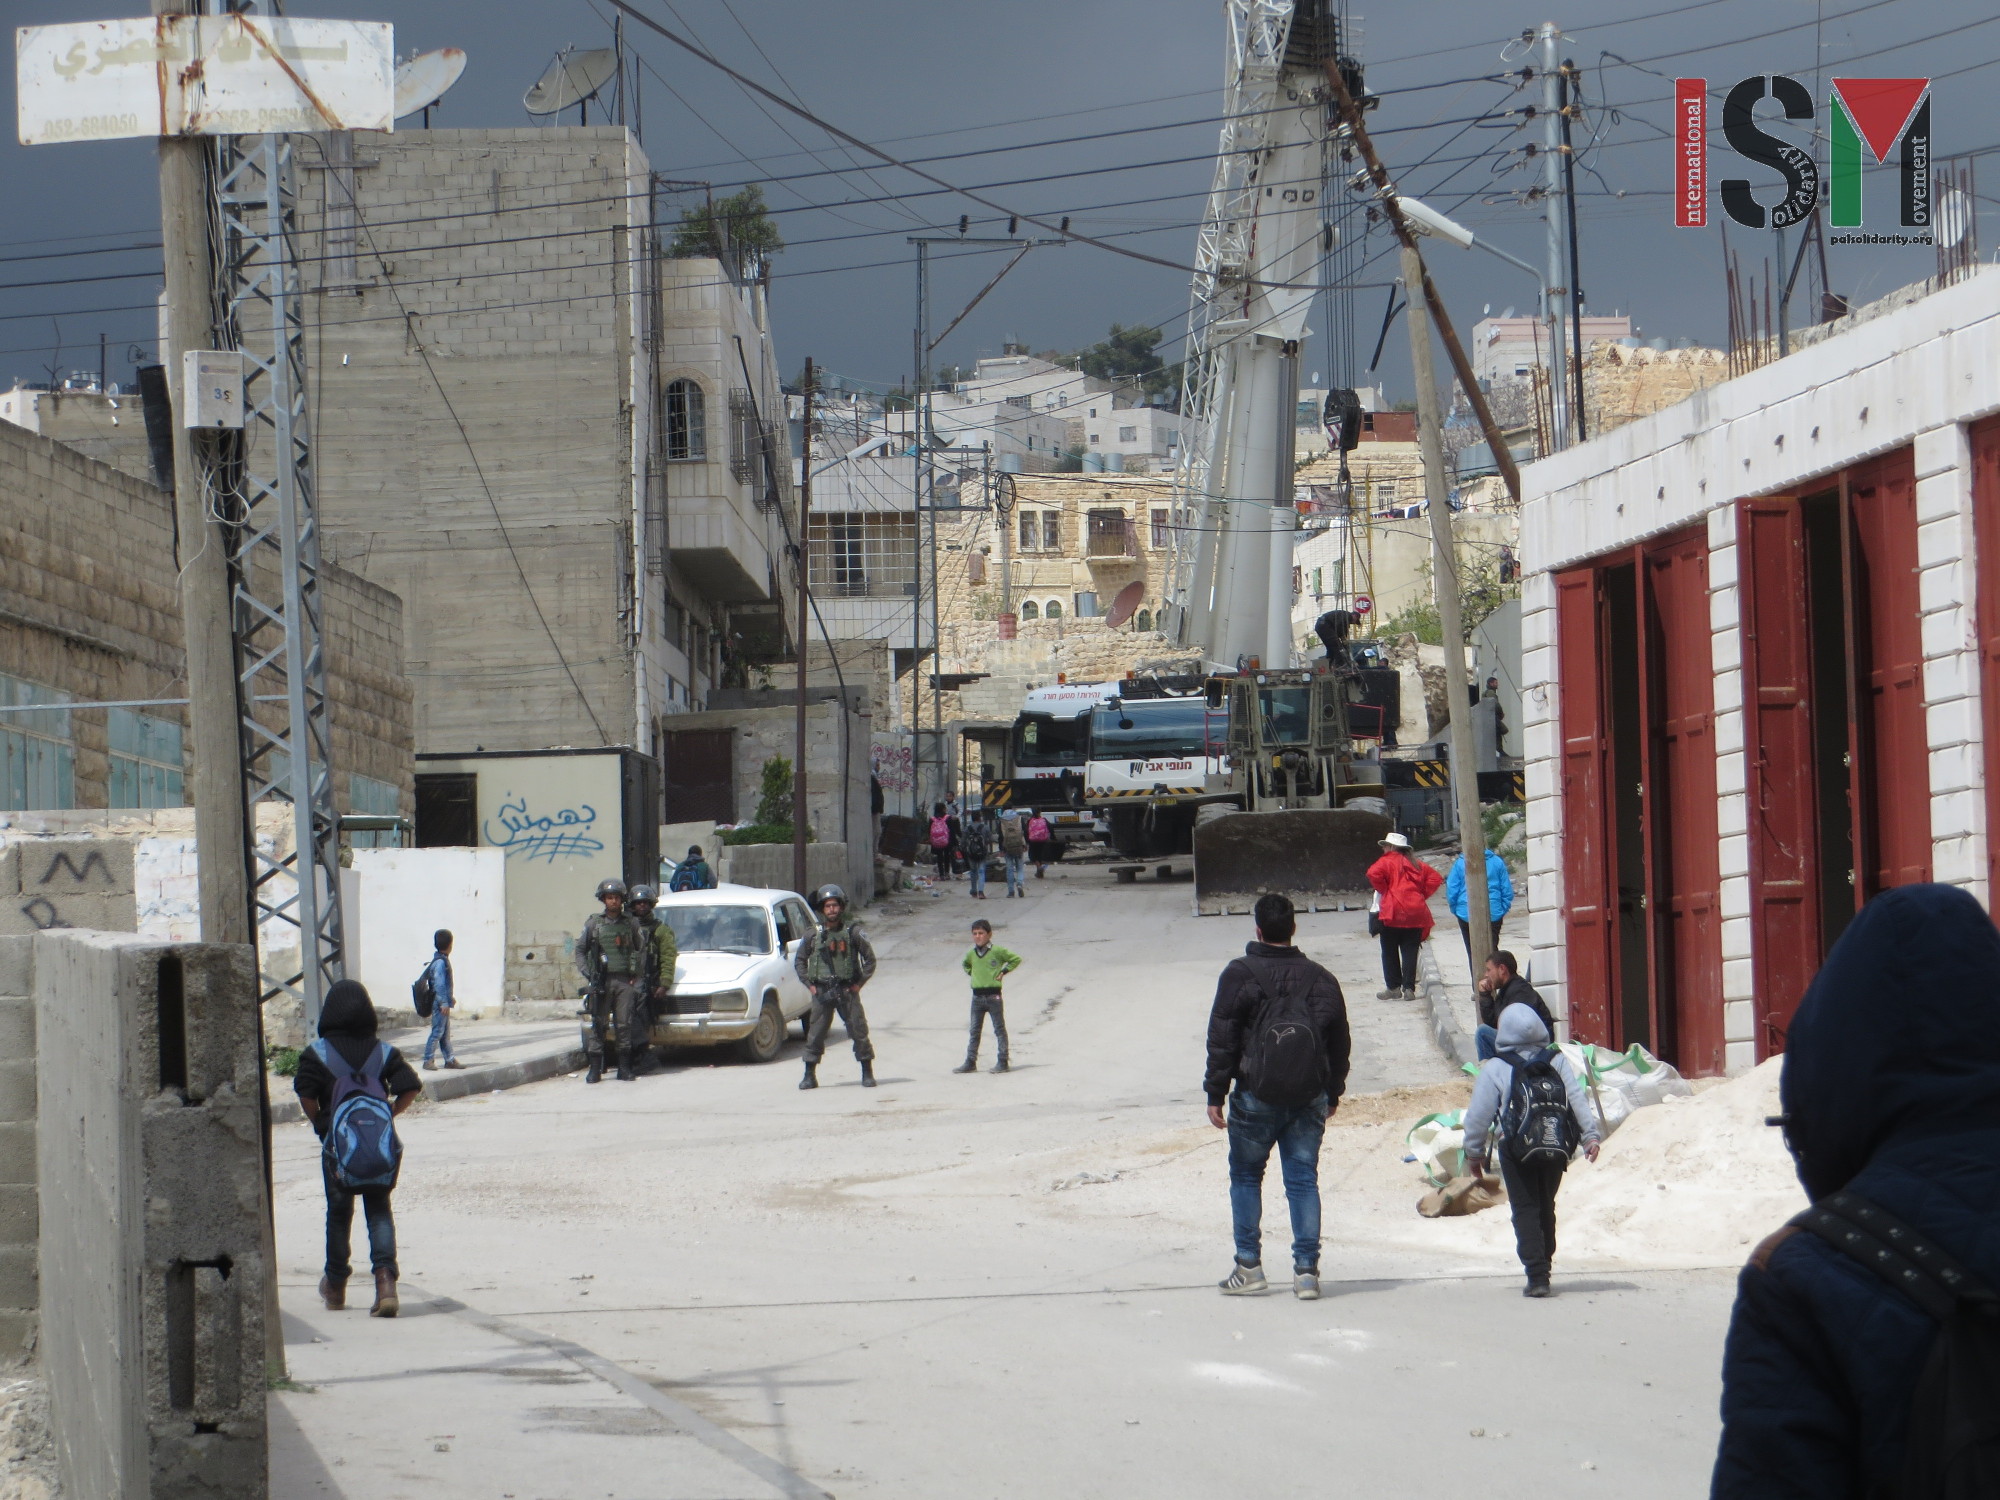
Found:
[293,979,422,1317]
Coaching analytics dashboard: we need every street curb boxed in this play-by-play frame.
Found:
[1418,942,1480,1071]
[268,1043,587,1125]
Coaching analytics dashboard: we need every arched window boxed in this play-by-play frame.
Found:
[664,378,707,460]
[1135,608,1152,632]
[1018,600,1039,620]
[1044,599,1064,620]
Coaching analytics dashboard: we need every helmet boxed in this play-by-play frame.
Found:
[810,884,848,911]
[628,883,657,906]
[595,877,628,901]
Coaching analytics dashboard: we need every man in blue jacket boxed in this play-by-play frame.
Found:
[1713,883,2000,1495]
[1445,847,1514,966]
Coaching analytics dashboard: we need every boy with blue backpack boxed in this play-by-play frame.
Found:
[294,979,422,1317]
[1462,1001,1602,1298]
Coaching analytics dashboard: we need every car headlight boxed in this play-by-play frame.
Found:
[703,989,750,1014]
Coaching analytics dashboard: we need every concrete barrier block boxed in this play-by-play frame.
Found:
[0,891,138,937]
[0,1123,34,1186]
[0,1185,36,1247]
[36,931,265,1500]
[15,840,134,896]
[0,1063,34,1124]
[0,1245,35,1310]
[0,935,26,996]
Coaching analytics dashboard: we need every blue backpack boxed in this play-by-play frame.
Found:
[314,1039,403,1190]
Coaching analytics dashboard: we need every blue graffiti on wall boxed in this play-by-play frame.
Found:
[486,797,605,863]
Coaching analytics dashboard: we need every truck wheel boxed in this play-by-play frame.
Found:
[741,999,785,1063]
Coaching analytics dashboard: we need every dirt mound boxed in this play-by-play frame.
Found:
[1334,1079,1471,1127]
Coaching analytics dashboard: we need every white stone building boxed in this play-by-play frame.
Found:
[1520,271,2000,1078]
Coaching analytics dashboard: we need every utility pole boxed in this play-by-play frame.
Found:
[157,0,251,949]
[1537,21,1572,450]
[1403,241,1492,971]
[794,360,814,898]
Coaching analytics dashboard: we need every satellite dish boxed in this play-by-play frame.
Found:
[1104,579,1146,630]
[525,48,618,116]
[395,48,467,122]
[1937,184,1972,249]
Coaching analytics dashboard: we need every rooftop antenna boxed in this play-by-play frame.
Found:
[394,47,467,129]
[525,47,618,126]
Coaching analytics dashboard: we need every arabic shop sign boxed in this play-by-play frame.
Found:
[15,16,393,144]
[1674,75,1933,242]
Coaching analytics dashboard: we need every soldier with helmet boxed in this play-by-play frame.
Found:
[795,884,878,1091]
[627,884,678,1028]
[577,876,647,1083]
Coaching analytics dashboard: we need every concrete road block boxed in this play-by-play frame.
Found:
[35,930,265,1500]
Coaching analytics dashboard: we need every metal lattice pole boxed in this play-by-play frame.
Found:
[213,122,345,1025]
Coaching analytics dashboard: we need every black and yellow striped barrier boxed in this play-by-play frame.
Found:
[1411,759,1450,788]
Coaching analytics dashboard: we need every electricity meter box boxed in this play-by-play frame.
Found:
[181,350,245,430]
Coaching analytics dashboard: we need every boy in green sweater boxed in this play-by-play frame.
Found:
[955,918,1021,1074]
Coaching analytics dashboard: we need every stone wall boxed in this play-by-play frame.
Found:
[0,414,414,817]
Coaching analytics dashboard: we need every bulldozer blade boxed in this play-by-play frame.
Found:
[1192,807,1395,916]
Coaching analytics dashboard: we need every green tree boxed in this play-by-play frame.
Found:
[753,755,794,825]
[670,185,784,273]
[1072,323,1183,405]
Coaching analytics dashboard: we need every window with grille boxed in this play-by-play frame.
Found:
[1118,426,1137,443]
[1041,511,1061,551]
[1019,512,1038,551]
[664,378,707,460]
[1135,608,1153,631]
[107,708,183,809]
[1019,600,1039,620]
[808,513,918,597]
[0,674,72,811]
[1086,509,1131,557]
[728,388,760,482]
[1044,599,1064,620]
[346,772,401,849]
[1151,507,1171,549]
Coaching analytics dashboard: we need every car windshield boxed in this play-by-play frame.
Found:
[1014,712,1089,767]
[659,904,772,955]
[1089,699,1217,761]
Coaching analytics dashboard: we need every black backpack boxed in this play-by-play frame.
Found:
[1236,957,1329,1107]
[412,961,436,1020]
[1501,1048,1580,1166]
[1794,1190,2000,1499]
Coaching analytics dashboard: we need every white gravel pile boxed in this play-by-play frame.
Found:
[1556,1056,1806,1266]
[0,1376,58,1500]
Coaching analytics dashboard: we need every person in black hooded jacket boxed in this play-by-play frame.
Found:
[294,979,421,1318]
[1713,882,2000,1496]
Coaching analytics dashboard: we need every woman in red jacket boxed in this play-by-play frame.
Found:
[1368,832,1442,1002]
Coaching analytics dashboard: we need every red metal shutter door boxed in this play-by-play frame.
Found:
[1646,532,1726,1076]
[1971,417,2000,900]
[1850,449,1932,891]
[1737,498,1822,1058]
[1556,566,1614,1043]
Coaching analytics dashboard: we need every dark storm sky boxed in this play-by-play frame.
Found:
[4,0,1995,399]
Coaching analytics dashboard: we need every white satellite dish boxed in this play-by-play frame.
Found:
[1937,184,1972,250]
[524,48,618,117]
[395,47,467,122]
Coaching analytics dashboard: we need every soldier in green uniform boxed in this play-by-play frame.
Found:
[795,884,878,1091]
[576,877,646,1083]
[627,884,679,1033]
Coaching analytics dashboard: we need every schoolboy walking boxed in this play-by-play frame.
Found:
[999,810,1028,897]
[419,929,460,1071]
[1462,1001,1602,1296]
[955,918,1020,1074]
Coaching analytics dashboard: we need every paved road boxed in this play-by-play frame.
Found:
[272,865,1733,1498]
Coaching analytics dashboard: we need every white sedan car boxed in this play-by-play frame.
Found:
[646,884,818,1062]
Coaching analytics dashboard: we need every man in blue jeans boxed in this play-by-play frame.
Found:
[1203,894,1352,1300]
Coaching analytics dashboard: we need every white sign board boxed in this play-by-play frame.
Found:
[16,16,393,144]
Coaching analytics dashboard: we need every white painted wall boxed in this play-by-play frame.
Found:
[1521,268,2000,1073]
[343,847,507,1018]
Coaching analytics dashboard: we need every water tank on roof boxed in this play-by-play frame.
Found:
[1082,452,1106,473]
[1105,452,1124,473]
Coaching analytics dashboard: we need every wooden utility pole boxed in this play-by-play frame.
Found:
[1324,60,1521,506]
[793,360,814,898]
[1403,242,1493,973]
[157,0,250,948]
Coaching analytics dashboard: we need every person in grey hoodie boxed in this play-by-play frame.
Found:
[1462,1002,1602,1296]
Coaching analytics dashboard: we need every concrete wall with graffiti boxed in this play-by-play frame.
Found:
[342,847,507,1019]
[416,751,626,1007]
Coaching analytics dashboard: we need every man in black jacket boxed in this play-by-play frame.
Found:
[1473,950,1555,1061]
[1204,893,1352,1302]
